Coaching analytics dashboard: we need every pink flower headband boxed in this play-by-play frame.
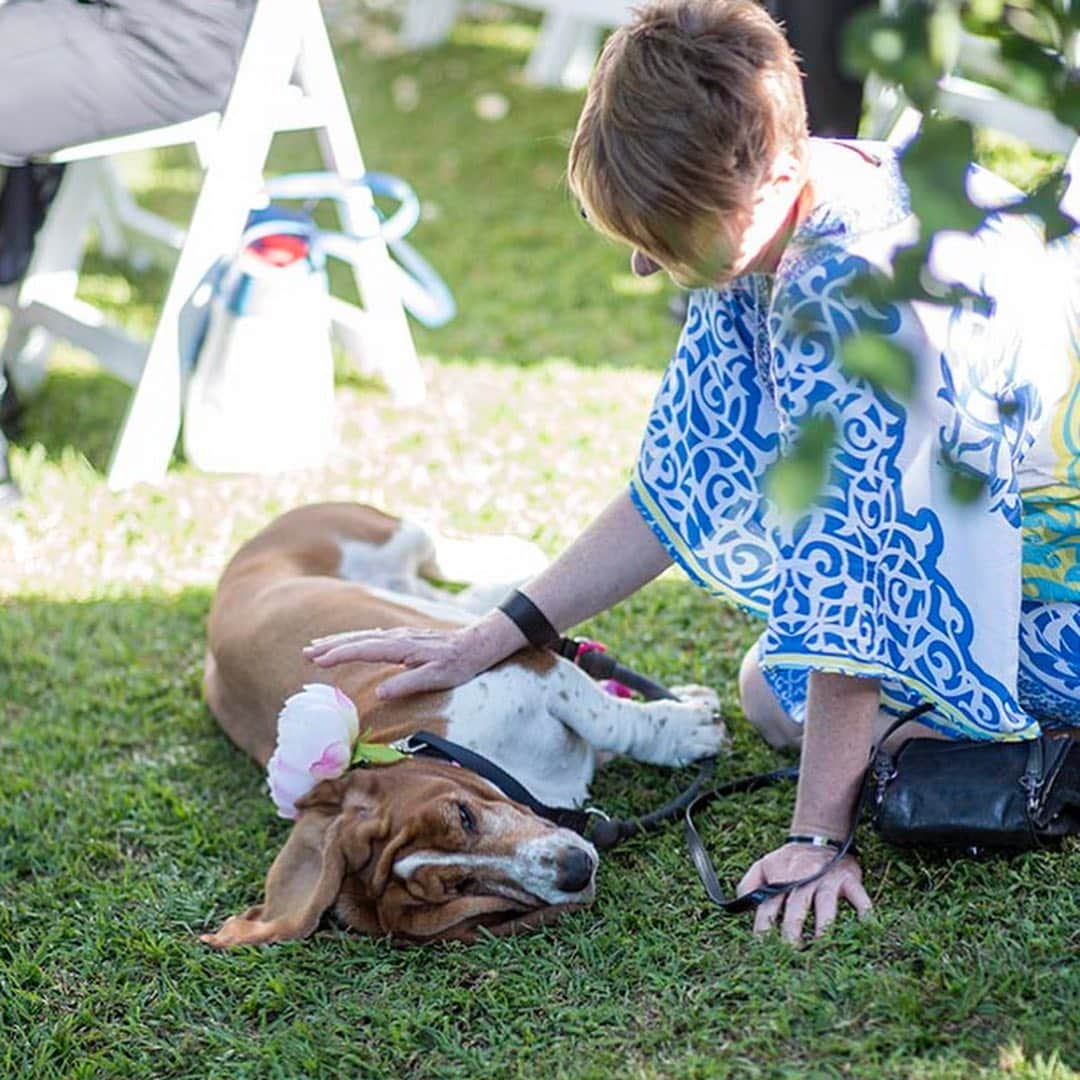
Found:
[266,684,404,819]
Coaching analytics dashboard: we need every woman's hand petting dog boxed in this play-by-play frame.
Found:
[304,619,509,700]
[736,843,871,943]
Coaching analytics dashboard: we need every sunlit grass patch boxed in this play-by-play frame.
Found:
[453,18,539,56]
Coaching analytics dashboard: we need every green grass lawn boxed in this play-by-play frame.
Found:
[2,13,1079,1079]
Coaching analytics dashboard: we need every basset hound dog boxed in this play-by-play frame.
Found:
[200,503,726,947]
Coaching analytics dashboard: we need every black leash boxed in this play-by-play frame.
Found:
[401,729,595,836]
[554,636,680,704]
[400,639,718,851]
[684,702,935,912]
[404,728,718,851]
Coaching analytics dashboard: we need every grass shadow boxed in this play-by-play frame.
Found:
[12,364,131,474]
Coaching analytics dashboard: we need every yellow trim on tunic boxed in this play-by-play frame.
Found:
[630,474,771,617]
[763,651,1035,741]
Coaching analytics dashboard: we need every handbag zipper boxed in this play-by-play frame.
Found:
[1019,737,1044,818]
[1025,736,1074,828]
[871,752,897,808]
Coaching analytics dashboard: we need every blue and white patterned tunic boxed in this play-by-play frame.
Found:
[631,140,1080,739]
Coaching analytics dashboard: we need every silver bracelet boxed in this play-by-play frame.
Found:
[785,832,843,852]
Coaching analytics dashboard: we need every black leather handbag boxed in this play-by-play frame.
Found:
[686,704,1080,914]
[869,729,1080,852]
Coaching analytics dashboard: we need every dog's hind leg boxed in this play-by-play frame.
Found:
[338,519,451,600]
[543,661,727,767]
[421,531,549,599]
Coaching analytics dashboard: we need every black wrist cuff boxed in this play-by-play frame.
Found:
[497,589,561,650]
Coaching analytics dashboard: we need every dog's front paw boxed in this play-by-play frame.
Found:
[669,684,721,713]
[642,692,727,767]
[671,705,728,766]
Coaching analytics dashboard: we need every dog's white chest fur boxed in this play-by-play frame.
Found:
[441,664,598,808]
[441,658,725,809]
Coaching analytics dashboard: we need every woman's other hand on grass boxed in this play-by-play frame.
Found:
[737,843,871,943]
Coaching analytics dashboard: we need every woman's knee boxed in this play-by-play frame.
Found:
[738,646,803,750]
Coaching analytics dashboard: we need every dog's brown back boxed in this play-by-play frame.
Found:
[205,503,457,765]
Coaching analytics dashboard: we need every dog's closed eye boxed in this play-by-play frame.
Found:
[458,802,477,834]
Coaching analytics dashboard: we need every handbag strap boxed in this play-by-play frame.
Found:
[685,701,935,913]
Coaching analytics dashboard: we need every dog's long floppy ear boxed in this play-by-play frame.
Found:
[372,886,534,943]
[201,777,363,949]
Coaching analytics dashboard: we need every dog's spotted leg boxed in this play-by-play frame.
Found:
[543,661,727,767]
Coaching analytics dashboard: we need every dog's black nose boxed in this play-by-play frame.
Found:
[555,847,596,894]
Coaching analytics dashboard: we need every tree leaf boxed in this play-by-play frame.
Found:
[928,3,963,70]
[964,0,1006,32]
[840,334,917,399]
[946,466,987,504]
[849,242,985,310]
[901,119,985,236]
[1053,79,1080,131]
[842,4,938,104]
[999,34,1065,106]
[765,415,837,513]
[940,453,988,504]
[350,729,408,766]
[1000,170,1078,239]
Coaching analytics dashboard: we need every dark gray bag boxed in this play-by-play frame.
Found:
[869,732,1080,852]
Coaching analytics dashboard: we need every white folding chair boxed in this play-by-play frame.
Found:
[400,0,635,89]
[0,0,425,490]
[866,71,1078,155]
[866,0,1078,155]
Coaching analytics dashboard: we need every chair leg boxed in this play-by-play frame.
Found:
[297,0,425,405]
[525,14,601,90]
[97,158,179,270]
[398,0,461,49]
[103,158,188,271]
[0,161,96,399]
[106,0,299,490]
[92,160,128,261]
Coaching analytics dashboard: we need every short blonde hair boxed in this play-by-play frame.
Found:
[568,0,808,273]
